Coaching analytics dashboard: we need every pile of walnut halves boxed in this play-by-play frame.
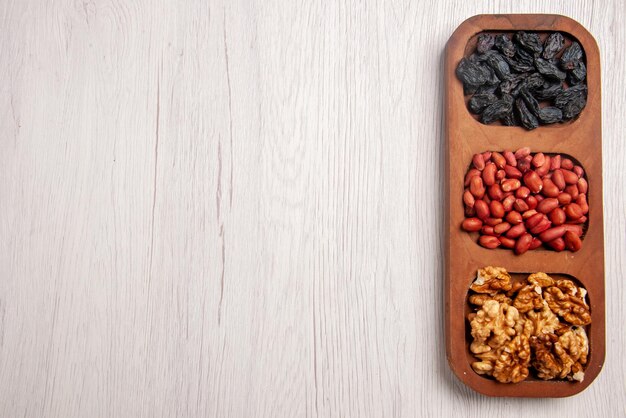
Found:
[467,266,591,383]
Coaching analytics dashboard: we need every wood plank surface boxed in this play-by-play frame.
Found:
[0,0,623,416]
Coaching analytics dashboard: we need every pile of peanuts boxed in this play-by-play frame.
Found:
[461,148,588,254]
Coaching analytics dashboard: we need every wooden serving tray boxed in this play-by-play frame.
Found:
[444,14,605,397]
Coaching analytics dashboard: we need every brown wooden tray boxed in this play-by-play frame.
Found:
[444,14,605,397]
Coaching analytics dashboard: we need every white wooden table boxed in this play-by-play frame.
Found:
[1,1,624,417]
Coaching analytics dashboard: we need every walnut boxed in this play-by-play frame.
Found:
[506,280,525,297]
[469,300,523,353]
[514,272,556,313]
[530,326,589,381]
[513,284,544,313]
[527,272,555,288]
[469,293,512,306]
[492,334,531,383]
[472,350,498,375]
[467,267,591,383]
[525,301,560,336]
[555,327,589,381]
[530,334,561,380]
[470,266,513,295]
[544,279,591,325]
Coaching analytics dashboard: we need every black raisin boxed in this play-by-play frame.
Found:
[534,81,564,100]
[481,97,514,124]
[542,33,565,59]
[512,73,545,96]
[537,107,563,124]
[534,57,567,80]
[515,98,539,129]
[495,34,516,57]
[504,56,535,73]
[515,31,543,55]
[477,33,495,53]
[468,93,498,114]
[519,88,540,116]
[498,73,529,95]
[456,57,490,94]
[501,112,517,126]
[515,46,535,66]
[568,61,587,84]
[560,42,584,66]
[554,85,587,119]
[480,51,511,80]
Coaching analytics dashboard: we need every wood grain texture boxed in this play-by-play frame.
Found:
[0,0,623,416]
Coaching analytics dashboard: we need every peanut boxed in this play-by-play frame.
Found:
[576,194,589,215]
[535,156,550,177]
[488,184,504,201]
[501,178,521,192]
[499,236,516,248]
[573,165,584,178]
[505,211,523,225]
[529,218,551,235]
[525,195,538,210]
[479,235,501,249]
[561,158,574,170]
[567,215,587,225]
[536,198,559,214]
[514,147,531,159]
[473,153,485,170]
[564,203,584,220]
[462,218,483,232]
[491,152,506,169]
[470,176,485,198]
[541,178,560,198]
[504,165,522,179]
[563,224,583,237]
[506,223,526,239]
[481,225,496,236]
[549,207,566,226]
[525,212,545,230]
[516,186,531,199]
[529,238,543,250]
[531,152,545,168]
[562,169,579,185]
[502,195,516,212]
[463,190,475,208]
[465,169,481,186]
[482,163,497,186]
[546,237,565,252]
[565,184,580,199]
[523,171,542,193]
[503,151,517,166]
[485,217,503,227]
[490,200,505,218]
[474,200,490,220]
[462,149,588,254]
[514,233,533,255]
[557,192,572,205]
[552,169,566,190]
[522,209,538,220]
[494,222,512,235]
[513,198,529,212]
[564,231,582,252]
[538,226,566,243]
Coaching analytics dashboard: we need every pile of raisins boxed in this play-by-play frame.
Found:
[456,31,587,130]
